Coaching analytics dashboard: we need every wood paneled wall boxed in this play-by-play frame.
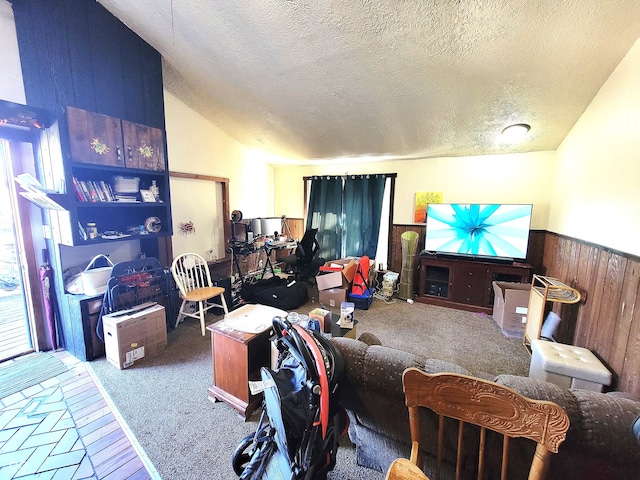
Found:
[389,225,426,286]
[12,0,164,127]
[13,0,166,263]
[537,233,640,396]
[389,224,425,272]
[284,218,305,241]
[390,225,640,397]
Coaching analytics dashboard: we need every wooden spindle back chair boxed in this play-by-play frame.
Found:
[385,457,431,480]
[402,368,569,480]
[171,252,228,335]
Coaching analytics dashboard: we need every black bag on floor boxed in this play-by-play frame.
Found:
[240,277,308,310]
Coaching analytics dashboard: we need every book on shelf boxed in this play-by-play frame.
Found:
[89,182,100,202]
[91,181,106,202]
[114,194,139,202]
[14,173,58,194]
[14,173,66,211]
[72,177,87,202]
[77,180,94,202]
[74,178,117,202]
[19,191,66,210]
[107,183,116,201]
[100,181,114,201]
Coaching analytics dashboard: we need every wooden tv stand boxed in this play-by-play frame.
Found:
[416,255,533,314]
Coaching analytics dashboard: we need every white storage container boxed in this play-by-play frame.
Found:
[113,175,140,193]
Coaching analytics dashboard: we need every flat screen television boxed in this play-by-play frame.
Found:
[424,203,533,261]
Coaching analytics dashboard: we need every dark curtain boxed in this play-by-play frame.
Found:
[307,175,386,260]
[306,177,343,260]
[344,175,386,258]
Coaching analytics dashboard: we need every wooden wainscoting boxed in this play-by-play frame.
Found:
[284,218,305,241]
[388,224,426,282]
[536,232,640,396]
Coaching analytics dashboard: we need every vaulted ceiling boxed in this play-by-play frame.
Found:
[98,0,640,162]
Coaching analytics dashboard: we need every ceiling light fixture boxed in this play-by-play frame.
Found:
[501,123,531,141]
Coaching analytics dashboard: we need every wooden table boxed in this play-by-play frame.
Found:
[206,313,357,420]
[206,321,271,420]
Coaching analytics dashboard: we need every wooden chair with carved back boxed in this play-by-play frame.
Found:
[385,457,431,480]
[401,368,570,480]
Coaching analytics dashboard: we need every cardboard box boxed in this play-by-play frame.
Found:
[103,303,167,369]
[339,302,355,328]
[316,270,343,291]
[309,307,332,333]
[492,282,530,337]
[326,259,358,284]
[319,288,346,309]
[318,258,359,290]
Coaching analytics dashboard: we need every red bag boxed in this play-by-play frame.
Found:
[351,256,370,296]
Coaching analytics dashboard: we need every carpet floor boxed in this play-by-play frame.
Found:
[88,297,531,479]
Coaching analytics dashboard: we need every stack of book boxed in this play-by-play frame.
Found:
[113,194,139,202]
[72,177,136,202]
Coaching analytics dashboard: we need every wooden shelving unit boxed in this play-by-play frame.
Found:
[47,106,172,246]
[523,274,582,350]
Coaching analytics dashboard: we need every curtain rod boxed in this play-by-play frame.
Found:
[303,173,397,181]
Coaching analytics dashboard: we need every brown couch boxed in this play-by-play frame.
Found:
[331,334,640,480]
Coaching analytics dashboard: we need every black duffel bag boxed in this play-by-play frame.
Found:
[240,276,308,310]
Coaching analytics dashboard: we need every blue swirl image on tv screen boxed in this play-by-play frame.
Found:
[425,204,532,259]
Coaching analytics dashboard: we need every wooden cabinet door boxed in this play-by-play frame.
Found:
[66,106,124,166]
[122,120,166,171]
[208,324,270,420]
[420,259,452,299]
[451,263,490,306]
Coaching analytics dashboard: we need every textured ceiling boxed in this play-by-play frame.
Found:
[98,0,640,163]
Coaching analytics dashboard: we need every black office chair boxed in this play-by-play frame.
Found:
[282,228,322,280]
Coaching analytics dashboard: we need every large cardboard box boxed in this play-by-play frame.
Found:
[492,282,530,337]
[319,288,347,309]
[316,270,343,291]
[317,258,359,290]
[327,259,358,284]
[103,303,167,369]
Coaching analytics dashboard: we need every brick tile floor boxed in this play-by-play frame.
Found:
[0,351,157,479]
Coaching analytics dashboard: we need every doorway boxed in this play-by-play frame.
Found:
[0,138,34,361]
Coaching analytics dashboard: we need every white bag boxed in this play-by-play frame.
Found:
[65,254,114,296]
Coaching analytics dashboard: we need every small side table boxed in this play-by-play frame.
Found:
[207,321,271,420]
